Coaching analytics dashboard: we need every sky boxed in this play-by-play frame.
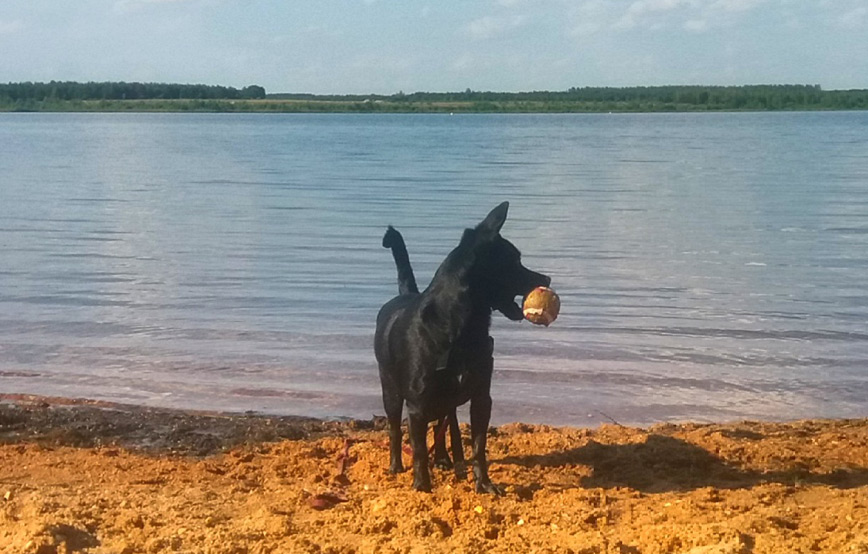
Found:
[1,0,866,95]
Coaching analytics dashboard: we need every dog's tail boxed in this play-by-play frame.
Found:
[383,226,419,295]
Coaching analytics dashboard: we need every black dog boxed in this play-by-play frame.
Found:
[374,202,550,493]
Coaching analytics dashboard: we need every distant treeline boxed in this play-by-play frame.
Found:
[2,82,868,112]
[269,85,868,111]
[0,81,266,105]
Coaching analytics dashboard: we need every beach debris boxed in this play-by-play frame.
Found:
[336,438,356,477]
[597,410,624,427]
[332,438,360,487]
[3,490,11,501]
[332,473,351,487]
[308,491,348,511]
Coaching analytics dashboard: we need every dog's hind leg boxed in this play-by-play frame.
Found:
[408,411,433,492]
[386,409,404,474]
[432,416,453,470]
[448,411,467,480]
[381,376,405,474]
[432,411,467,480]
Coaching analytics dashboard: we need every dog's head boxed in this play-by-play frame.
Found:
[462,202,551,321]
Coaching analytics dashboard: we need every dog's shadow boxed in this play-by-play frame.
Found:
[496,433,868,493]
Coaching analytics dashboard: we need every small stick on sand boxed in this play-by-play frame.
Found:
[597,410,624,427]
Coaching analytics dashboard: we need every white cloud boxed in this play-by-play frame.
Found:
[835,6,867,29]
[637,0,694,12]
[0,19,24,35]
[113,0,195,13]
[465,15,527,40]
[615,0,694,29]
[452,54,475,72]
[709,0,765,13]
[684,18,709,32]
[573,0,773,33]
[568,0,613,37]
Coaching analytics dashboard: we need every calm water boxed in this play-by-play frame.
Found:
[1,112,867,426]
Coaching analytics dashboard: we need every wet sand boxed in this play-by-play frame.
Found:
[1,394,867,553]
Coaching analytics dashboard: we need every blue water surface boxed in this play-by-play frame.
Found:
[1,112,866,425]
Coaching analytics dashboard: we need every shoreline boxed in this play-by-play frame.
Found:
[2,393,867,553]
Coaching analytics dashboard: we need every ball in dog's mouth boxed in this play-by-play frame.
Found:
[522,286,560,326]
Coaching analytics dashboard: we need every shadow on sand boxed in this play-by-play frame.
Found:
[496,433,868,493]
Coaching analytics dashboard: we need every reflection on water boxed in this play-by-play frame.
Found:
[1,112,867,425]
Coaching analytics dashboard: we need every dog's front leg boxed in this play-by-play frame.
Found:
[470,393,502,495]
[408,412,432,492]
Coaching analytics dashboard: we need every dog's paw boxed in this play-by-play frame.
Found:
[475,479,504,496]
[432,456,453,470]
[454,461,468,481]
[412,478,433,493]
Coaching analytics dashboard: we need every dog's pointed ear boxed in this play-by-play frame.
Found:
[477,201,509,235]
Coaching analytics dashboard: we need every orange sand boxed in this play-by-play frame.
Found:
[1,396,867,553]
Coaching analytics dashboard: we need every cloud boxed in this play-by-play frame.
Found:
[452,54,475,72]
[683,18,709,32]
[113,0,196,13]
[708,0,764,13]
[0,19,24,35]
[465,14,527,40]
[570,0,772,33]
[568,0,613,37]
[835,6,867,29]
[615,0,694,29]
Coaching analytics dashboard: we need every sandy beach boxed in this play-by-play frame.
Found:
[1,394,866,553]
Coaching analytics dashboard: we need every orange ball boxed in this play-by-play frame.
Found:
[523,287,560,326]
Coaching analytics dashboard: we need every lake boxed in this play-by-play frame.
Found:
[1,111,866,426]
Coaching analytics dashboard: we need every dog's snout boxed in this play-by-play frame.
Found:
[529,270,551,289]
[519,271,550,298]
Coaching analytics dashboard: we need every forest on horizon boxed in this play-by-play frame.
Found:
[2,81,867,112]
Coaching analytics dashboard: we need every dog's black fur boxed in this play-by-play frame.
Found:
[374,202,550,493]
